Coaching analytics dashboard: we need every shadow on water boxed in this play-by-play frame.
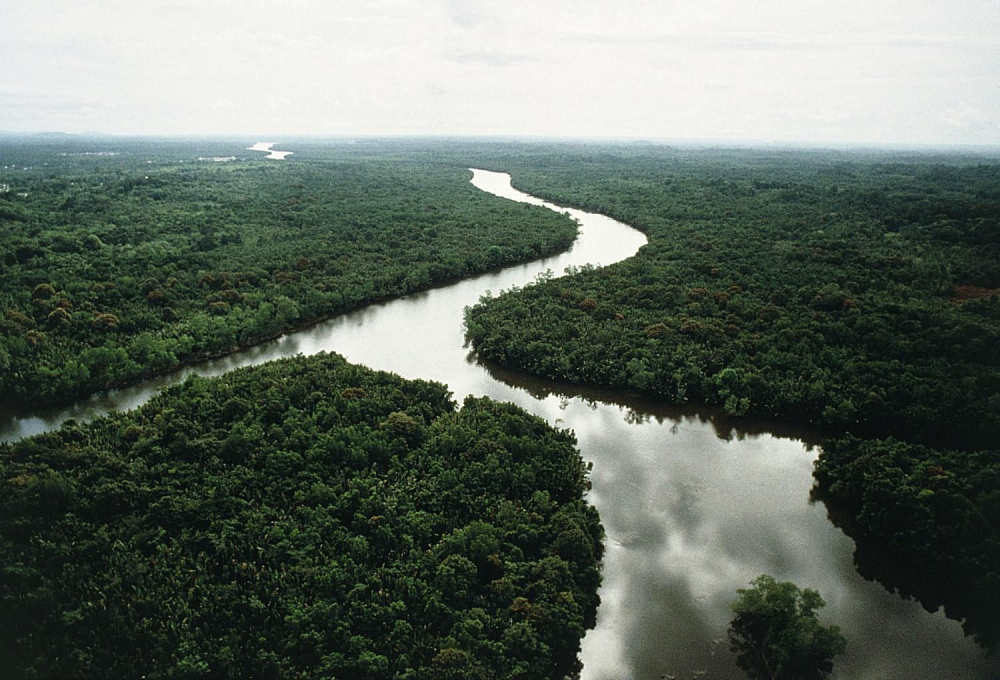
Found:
[811,483,1000,656]
[470,352,824,449]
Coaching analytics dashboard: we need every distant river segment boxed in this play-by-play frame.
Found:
[0,170,994,679]
[247,141,293,159]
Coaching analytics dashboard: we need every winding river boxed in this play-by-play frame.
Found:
[1,170,996,679]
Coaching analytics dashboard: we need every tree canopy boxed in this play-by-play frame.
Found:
[460,144,1000,644]
[0,140,577,406]
[729,575,846,680]
[814,435,1000,646]
[0,352,603,679]
[465,147,999,450]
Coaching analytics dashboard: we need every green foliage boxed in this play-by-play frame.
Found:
[0,143,577,406]
[465,147,1000,449]
[0,352,603,679]
[813,435,1000,646]
[729,575,846,680]
[460,145,1000,643]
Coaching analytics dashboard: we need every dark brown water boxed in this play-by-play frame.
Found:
[1,170,996,679]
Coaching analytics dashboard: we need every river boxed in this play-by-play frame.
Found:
[1,169,995,679]
[247,142,293,159]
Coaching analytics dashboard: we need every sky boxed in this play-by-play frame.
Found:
[2,0,999,144]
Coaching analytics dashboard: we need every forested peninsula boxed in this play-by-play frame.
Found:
[463,145,1000,644]
[0,352,602,678]
[0,141,576,407]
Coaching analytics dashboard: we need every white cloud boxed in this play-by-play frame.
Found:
[266,96,292,110]
[0,0,998,144]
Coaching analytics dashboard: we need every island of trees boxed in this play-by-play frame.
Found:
[729,575,846,680]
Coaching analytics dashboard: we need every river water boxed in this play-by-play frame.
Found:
[247,142,293,159]
[1,170,995,679]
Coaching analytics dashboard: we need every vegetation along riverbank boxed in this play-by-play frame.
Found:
[0,352,603,678]
[463,143,1000,646]
[0,139,577,407]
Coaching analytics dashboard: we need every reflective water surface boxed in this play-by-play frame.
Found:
[1,170,996,679]
[246,141,293,159]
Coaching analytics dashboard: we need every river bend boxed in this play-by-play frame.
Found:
[1,170,994,679]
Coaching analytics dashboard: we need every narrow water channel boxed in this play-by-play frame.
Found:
[1,170,995,679]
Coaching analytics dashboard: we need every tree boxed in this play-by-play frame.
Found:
[728,575,846,680]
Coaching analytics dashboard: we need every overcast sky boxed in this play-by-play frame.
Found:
[2,0,999,144]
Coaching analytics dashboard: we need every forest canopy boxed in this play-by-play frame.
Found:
[464,147,1000,448]
[729,575,846,680]
[813,435,1000,645]
[0,140,577,406]
[460,144,1000,644]
[0,352,603,679]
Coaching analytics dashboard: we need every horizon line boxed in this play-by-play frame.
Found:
[2,130,1000,153]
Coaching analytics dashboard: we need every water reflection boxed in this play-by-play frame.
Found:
[1,170,996,679]
[575,406,997,680]
[812,484,1000,652]
[247,142,293,160]
[473,355,823,447]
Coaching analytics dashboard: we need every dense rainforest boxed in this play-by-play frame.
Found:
[0,139,576,407]
[814,435,1000,646]
[461,144,1000,644]
[3,137,999,673]
[0,352,603,679]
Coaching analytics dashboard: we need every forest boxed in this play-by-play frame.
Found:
[0,139,576,407]
[461,144,1000,645]
[0,352,603,679]
[3,138,999,674]
[814,435,999,645]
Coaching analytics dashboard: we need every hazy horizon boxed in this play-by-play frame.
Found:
[6,130,1000,154]
[3,0,999,145]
